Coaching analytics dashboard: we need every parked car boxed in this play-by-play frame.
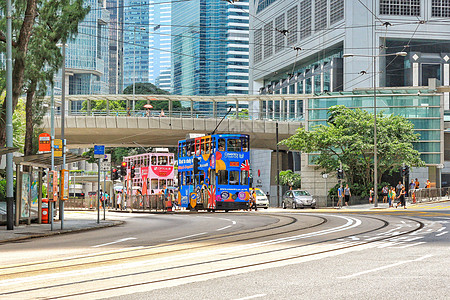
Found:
[282,190,316,209]
[250,188,269,209]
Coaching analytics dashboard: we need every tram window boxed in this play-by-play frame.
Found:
[241,138,249,152]
[211,139,216,152]
[159,179,167,189]
[199,171,205,184]
[205,140,210,154]
[229,171,239,185]
[241,170,249,185]
[158,156,167,165]
[167,179,173,187]
[217,170,228,185]
[195,140,201,156]
[189,141,195,156]
[183,144,187,157]
[227,139,241,152]
[218,139,226,151]
[151,156,157,165]
[169,156,174,165]
[151,179,158,189]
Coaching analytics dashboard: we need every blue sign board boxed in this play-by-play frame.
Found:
[94,145,105,158]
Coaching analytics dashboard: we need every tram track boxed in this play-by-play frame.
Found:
[0,214,425,299]
[0,214,323,276]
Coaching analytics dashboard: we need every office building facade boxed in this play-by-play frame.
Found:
[107,0,124,94]
[122,0,172,91]
[171,0,250,96]
[249,0,450,200]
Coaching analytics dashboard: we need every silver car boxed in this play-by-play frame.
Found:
[282,190,316,209]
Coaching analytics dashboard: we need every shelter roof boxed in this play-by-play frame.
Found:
[13,152,86,169]
[0,147,19,156]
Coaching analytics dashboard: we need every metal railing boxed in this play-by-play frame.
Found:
[59,108,304,122]
[125,194,167,211]
[412,188,450,203]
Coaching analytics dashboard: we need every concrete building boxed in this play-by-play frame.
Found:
[249,0,450,202]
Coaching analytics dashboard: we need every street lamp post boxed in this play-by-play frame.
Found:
[343,51,407,207]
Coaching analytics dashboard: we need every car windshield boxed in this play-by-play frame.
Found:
[293,190,310,196]
[255,189,265,196]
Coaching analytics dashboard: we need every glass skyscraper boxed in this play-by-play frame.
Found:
[171,0,249,96]
[107,0,124,94]
[123,0,172,91]
[52,0,110,112]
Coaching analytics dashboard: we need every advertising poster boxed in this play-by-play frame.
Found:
[53,171,59,200]
[21,173,30,218]
[60,170,69,200]
[141,167,149,195]
[48,172,53,200]
[30,171,39,218]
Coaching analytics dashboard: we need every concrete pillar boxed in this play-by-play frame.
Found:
[413,63,419,86]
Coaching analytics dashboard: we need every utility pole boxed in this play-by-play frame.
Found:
[5,0,14,230]
[276,122,280,207]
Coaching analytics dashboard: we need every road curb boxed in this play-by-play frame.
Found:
[0,220,124,244]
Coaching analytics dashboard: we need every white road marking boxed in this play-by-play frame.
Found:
[233,294,267,300]
[92,238,137,248]
[436,231,448,237]
[339,255,433,279]
[217,225,232,231]
[389,242,426,249]
[166,232,207,242]
[0,215,361,288]
[436,227,446,232]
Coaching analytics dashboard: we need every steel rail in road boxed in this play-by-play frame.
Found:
[0,214,425,299]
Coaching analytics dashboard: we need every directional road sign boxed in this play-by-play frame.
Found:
[94,145,105,158]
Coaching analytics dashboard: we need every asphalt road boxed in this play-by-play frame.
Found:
[0,202,449,300]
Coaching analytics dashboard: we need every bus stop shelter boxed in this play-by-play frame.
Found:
[13,152,86,226]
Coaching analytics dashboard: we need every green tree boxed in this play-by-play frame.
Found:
[281,105,424,190]
[22,0,89,156]
[277,170,301,189]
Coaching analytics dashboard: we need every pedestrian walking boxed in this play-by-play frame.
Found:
[382,186,389,203]
[336,185,343,208]
[250,190,257,211]
[415,178,420,189]
[369,187,374,203]
[117,191,122,210]
[396,186,407,209]
[426,179,431,188]
[388,187,396,208]
[344,184,351,206]
[396,181,404,195]
[409,179,415,198]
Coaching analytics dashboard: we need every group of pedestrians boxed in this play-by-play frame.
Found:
[336,178,432,209]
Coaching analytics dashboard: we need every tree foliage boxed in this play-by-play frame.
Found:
[277,170,301,189]
[281,105,425,190]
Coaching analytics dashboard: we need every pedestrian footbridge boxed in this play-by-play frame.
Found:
[42,94,305,149]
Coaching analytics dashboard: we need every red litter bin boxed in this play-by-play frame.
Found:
[42,198,49,224]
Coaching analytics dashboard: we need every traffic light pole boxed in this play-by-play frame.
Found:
[103,168,106,220]
[97,158,101,224]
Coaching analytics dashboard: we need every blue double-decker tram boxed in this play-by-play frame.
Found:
[177,134,251,211]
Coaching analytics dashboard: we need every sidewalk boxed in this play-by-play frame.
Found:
[0,211,123,244]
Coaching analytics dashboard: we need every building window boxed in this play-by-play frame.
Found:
[300,0,312,40]
[432,0,450,17]
[315,0,327,31]
[263,22,273,58]
[287,6,298,46]
[380,0,420,16]
[330,0,344,24]
[275,14,285,53]
[254,28,262,64]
